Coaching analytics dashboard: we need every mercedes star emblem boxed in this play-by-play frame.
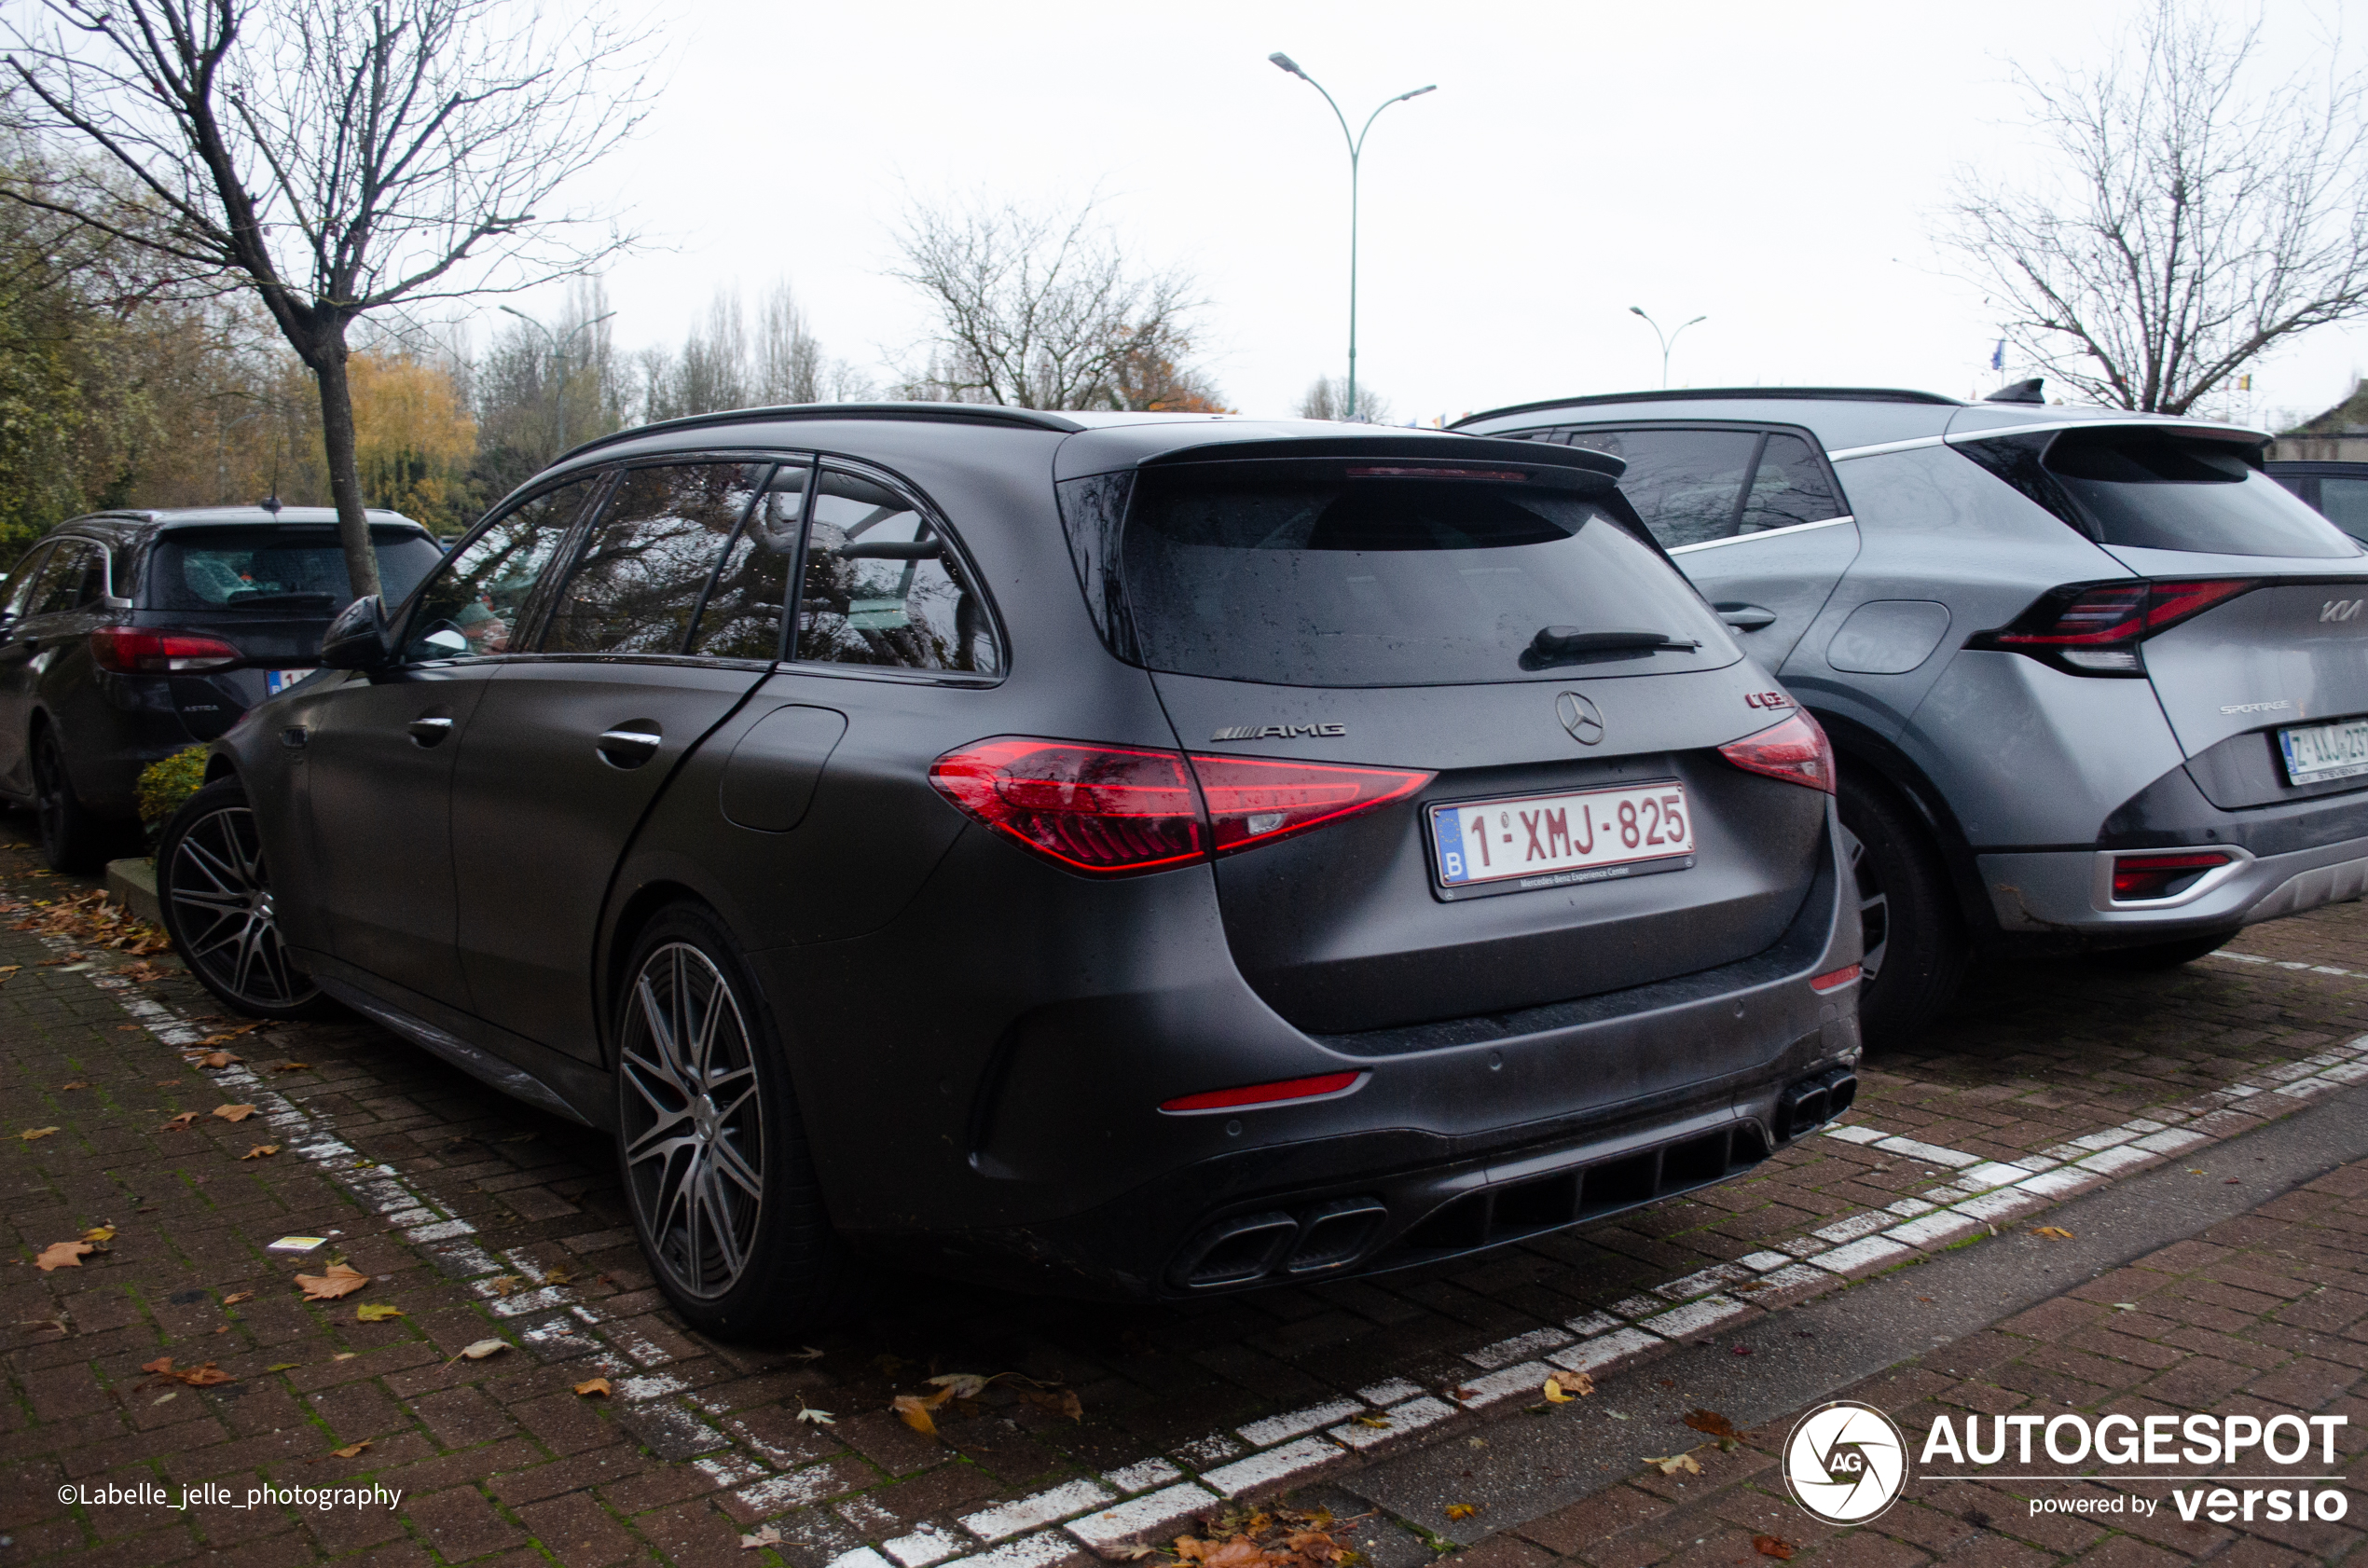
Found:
[1557,691,1605,746]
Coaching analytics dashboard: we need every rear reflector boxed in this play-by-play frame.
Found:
[89,626,242,674]
[2111,850,2232,901]
[1717,710,1836,793]
[931,736,1433,876]
[1160,1071,1363,1112]
[1810,963,1862,992]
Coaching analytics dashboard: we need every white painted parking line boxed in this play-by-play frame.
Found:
[1459,1327,1576,1369]
[1200,1436,1346,1497]
[1236,1398,1367,1447]
[1329,1396,1455,1451]
[1066,1483,1223,1553]
[961,1479,1116,1543]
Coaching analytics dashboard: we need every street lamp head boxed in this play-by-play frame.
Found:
[499,304,531,321]
[1629,306,1647,318]
[1268,52,1304,76]
[1685,315,1708,327]
[1398,85,1438,101]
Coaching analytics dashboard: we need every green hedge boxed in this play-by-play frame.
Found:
[135,746,209,827]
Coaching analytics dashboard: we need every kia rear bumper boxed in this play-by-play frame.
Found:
[1981,830,2368,938]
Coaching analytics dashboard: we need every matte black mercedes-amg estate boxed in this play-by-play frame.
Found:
[160,405,1863,1335]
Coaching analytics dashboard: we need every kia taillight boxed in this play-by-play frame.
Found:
[2110,850,2232,902]
[89,626,242,674]
[1718,711,1836,794]
[929,737,1433,876]
[1969,579,2256,676]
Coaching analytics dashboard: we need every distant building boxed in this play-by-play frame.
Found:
[2274,379,2368,461]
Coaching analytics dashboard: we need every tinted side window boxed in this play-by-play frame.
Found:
[794,468,1001,675]
[1739,433,1845,532]
[689,463,808,661]
[544,464,761,656]
[34,543,104,614]
[406,477,599,661]
[4,545,51,618]
[1562,429,1759,547]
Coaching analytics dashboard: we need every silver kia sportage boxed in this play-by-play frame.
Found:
[1457,384,2368,1043]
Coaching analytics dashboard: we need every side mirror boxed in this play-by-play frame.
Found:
[321,594,392,670]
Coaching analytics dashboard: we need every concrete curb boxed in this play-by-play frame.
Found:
[103,854,160,925]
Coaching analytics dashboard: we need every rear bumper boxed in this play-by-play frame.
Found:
[1980,831,2368,937]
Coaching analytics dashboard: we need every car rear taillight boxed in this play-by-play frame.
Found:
[1717,711,1836,793]
[1159,1071,1364,1112]
[1969,579,2256,676]
[2110,850,2233,901]
[89,626,242,674]
[929,737,1434,876]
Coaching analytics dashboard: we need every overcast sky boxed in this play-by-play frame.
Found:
[512,0,2366,430]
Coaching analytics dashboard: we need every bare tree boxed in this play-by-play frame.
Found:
[890,195,1215,411]
[1943,1,2368,414]
[1294,375,1388,424]
[2,0,649,598]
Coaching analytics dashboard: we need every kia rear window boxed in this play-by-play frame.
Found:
[1962,430,2359,558]
[1092,467,1734,687]
[150,527,444,612]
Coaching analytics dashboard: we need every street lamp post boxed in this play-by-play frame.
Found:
[500,305,615,455]
[1629,307,1706,390]
[1269,54,1435,422]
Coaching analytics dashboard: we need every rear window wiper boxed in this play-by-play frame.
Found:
[1523,626,1703,671]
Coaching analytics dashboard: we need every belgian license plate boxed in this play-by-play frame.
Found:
[264,668,312,695]
[1428,781,1696,901]
[2279,717,2368,785]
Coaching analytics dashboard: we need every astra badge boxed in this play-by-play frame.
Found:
[1556,691,1605,746]
[1783,1400,1908,1525]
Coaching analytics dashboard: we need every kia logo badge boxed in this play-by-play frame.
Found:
[1557,691,1605,746]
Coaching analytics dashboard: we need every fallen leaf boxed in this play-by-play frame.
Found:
[1643,1451,1702,1476]
[212,1104,256,1122]
[152,1390,177,1405]
[788,1345,824,1361]
[333,1352,356,1361]
[543,1266,571,1286]
[1442,1504,1478,1521]
[19,1126,58,1141]
[2031,1226,2074,1240]
[240,1144,280,1160]
[1753,1536,1795,1561]
[2113,1302,2138,1311]
[296,1262,371,1300]
[794,1400,834,1425]
[1542,1376,1575,1404]
[117,960,169,983]
[195,1052,241,1068]
[574,1377,613,1397]
[221,1290,253,1306]
[265,1362,299,1372]
[140,1356,233,1386]
[82,1225,115,1245]
[487,1273,527,1297]
[160,1112,197,1131]
[1351,1413,1392,1429]
[449,1338,509,1363]
[34,1240,92,1271]
[1012,1382,1084,1422]
[928,1371,990,1399]
[274,1062,310,1072]
[16,1316,67,1336]
[1731,1344,1754,1356]
[891,1393,939,1436]
[740,1523,783,1550]
[354,1302,404,1322]
[60,1080,89,1090]
[330,1440,370,1459]
[1684,1409,1739,1439]
[1559,1370,1594,1396]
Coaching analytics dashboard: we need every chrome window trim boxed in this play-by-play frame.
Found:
[1825,435,1948,461]
[1667,515,1853,555]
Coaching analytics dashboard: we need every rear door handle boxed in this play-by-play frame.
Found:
[1714,602,1778,632]
[407,716,455,747]
[597,727,662,768]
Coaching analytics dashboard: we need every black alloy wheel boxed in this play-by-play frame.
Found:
[613,903,864,1338]
[33,729,111,872]
[1836,771,1969,1048]
[156,777,328,1018]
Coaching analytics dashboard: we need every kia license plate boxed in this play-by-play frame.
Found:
[1428,780,1695,901]
[2278,716,2368,786]
[264,668,312,695]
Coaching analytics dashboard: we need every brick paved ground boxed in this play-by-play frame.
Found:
[6,814,2368,1566]
[1472,1150,2368,1568]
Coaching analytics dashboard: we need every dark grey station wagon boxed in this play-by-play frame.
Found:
[161,406,1864,1335]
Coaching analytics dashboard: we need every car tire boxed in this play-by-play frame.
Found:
[2091,933,2232,970]
[613,901,869,1340]
[1838,771,1969,1047]
[32,729,116,873]
[155,777,334,1019]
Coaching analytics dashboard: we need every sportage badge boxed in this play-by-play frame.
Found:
[1783,1400,1908,1525]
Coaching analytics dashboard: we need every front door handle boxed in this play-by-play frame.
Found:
[407,716,455,747]
[1714,602,1778,632]
[597,726,662,768]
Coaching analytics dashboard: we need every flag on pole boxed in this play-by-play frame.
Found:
[1990,339,2005,372]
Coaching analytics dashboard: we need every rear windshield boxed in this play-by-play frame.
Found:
[148,526,444,613]
[1093,467,1734,687]
[1964,430,2359,558]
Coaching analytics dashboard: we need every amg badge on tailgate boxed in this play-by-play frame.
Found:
[1210,722,1345,741]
